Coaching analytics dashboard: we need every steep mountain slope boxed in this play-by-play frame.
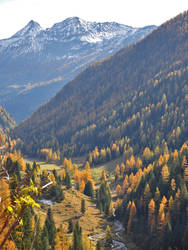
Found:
[0,106,16,132]
[14,11,188,157]
[0,17,155,122]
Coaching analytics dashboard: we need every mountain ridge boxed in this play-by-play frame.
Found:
[0,17,156,122]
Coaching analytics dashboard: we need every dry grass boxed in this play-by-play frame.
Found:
[35,187,107,248]
[35,187,107,234]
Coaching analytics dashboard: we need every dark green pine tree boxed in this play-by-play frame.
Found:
[73,221,83,250]
[42,236,50,250]
[33,215,42,250]
[41,226,50,250]
[84,181,94,199]
[43,208,56,249]
[49,184,64,202]
[26,162,32,173]
[96,181,111,214]
[31,173,36,184]
[32,161,37,170]
[22,208,33,250]
[65,171,71,189]
[5,156,12,169]
[14,161,21,181]
[68,218,73,233]
[52,169,61,185]
[81,199,85,214]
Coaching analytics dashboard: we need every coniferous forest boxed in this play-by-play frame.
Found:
[0,10,188,250]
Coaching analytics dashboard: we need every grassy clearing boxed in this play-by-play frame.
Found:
[91,156,124,184]
[24,158,61,171]
[36,187,106,233]
[37,161,61,171]
[35,187,107,248]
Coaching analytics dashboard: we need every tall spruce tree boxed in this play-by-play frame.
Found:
[41,227,50,250]
[84,181,94,198]
[22,208,33,250]
[43,208,56,249]
[33,215,42,250]
[65,172,71,189]
[73,221,83,250]
[96,180,111,214]
[81,199,86,214]
[68,219,73,233]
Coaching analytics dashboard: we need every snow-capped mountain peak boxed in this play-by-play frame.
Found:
[49,17,137,44]
[12,20,42,38]
[0,17,156,122]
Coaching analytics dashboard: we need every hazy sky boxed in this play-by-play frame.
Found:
[0,0,187,39]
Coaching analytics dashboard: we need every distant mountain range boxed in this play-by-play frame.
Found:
[13,12,188,157]
[0,17,156,122]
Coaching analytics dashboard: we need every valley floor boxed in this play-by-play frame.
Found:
[26,156,138,249]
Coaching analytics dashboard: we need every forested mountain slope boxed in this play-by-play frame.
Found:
[0,17,155,122]
[0,106,16,132]
[14,11,188,157]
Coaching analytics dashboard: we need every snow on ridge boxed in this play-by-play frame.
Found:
[0,17,156,54]
[81,35,102,43]
[80,26,135,44]
[12,20,42,38]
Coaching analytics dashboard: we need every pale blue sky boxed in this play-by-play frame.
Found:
[0,0,187,39]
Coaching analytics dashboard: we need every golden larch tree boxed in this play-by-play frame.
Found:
[0,179,17,249]
[136,157,142,169]
[182,156,188,169]
[144,183,152,204]
[170,178,176,191]
[168,196,174,211]
[123,175,129,192]
[80,180,85,193]
[54,225,70,250]
[120,162,126,174]
[161,164,170,183]
[148,199,156,233]
[127,201,137,233]
[115,164,121,177]
[173,150,178,162]
[116,184,122,196]
[154,187,161,203]
[129,155,135,169]
[157,202,166,232]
